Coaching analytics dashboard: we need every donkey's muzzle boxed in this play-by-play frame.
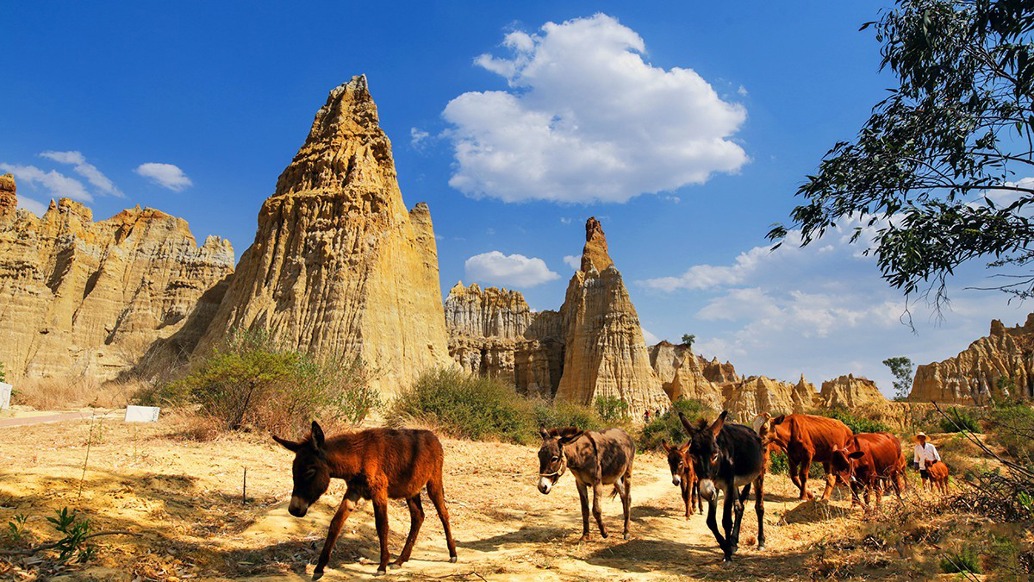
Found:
[537,476,554,495]
[288,496,309,517]
[672,475,682,487]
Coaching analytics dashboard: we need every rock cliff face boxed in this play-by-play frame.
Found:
[197,76,452,395]
[722,376,814,424]
[819,374,892,412]
[0,175,234,381]
[444,282,563,397]
[554,218,669,415]
[910,315,1034,404]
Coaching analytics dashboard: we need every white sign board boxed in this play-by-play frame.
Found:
[124,405,160,423]
[0,383,10,410]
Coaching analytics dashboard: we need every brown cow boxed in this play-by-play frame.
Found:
[661,439,703,518]
[927,460,950,495]
[829,432,906,511]
[755,413,853,500]
[537,427,635,540]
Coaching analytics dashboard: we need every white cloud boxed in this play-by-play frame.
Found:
[135,162,192,191]
[442,13,747,203]
[17,196,48,216]
[39,150,122,197]
[410,127,430,149]
[464,251,561,287]
[0,163,92,202]
[563,254,581,270]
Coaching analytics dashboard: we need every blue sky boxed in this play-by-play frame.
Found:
[2,2,1028,396]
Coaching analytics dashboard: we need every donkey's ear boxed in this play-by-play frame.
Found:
[311,421,326,451]
[709,411,728,437]
[273,434,302,452]
[678,411,695,434]
[848,451,865,460]
[539,427,551,441]
[679,442,690,454]
[661,439,671,452]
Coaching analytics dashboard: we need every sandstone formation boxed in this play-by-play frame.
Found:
[554,218,669,416]
[445,282,563,397]
[722,375,814,424]
[0,175,234,381]
[910,315,1034,404]
[196,75,452,395]
[819,374,893,412]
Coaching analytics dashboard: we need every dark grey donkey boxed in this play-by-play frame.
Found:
[537,427,635,540]
[679,410,766,562]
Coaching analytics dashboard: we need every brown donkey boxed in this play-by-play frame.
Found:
[661,439,703,518]
[274,421,457,578]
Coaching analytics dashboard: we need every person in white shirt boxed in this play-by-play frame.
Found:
[913,432,941,490]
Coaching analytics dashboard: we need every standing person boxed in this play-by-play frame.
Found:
[913,432,941,490]
[644,409,651,423]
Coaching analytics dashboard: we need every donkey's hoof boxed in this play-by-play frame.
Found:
[450,556,458,563]
[390,562,403,570]
[375,569,386,576]
[312,570,324,581]
[623,532,630,540]
[600,531,608,539]
[579,534,590,542]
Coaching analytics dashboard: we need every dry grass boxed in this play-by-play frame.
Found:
[11,377,141,410]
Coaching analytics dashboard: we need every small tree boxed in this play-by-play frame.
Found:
[882,356,915,400]
[681,334,696,348]
[594,395,629,423]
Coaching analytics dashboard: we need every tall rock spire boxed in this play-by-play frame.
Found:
[197,75,452,394]
[555,217,669,416]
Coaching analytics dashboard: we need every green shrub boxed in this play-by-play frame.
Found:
[821,407,890,434]
[142,329,376,435]
[533,400,603,432]
[940,546,981,574]
[594,395,629,423]
[768,451,789,474]
[939,406,981,433]
[987,402,1034,462]
[389,368,536,444]
[638,399,716,451]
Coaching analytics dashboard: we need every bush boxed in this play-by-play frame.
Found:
[389,368,535,444]
[143,329,377,435]
[940,546,981,574]
[594,395,629,423]
[939,406,981,433]
[638,399,716,451]
[533,400,603,432]
[769,450,789,474]
[986,402,1034,462]
[821,407,890,434]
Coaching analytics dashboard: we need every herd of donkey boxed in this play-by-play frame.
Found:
[271,410,950,579]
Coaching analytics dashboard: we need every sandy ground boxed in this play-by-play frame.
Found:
[0,413,924,581]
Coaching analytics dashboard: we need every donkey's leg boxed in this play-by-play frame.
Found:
[731,482,751,551]
[591,483,608,538]
[372,490,391,575]
[681,479,691,519]
[694,479,704,514]
[704,498,727,559]
[314,489,361,580]
[620,472,632,540]
[392,495,424,568]
[426,476,457,562]
[755,474,766,550]
[721,490,735,561]
[576,482,591,541]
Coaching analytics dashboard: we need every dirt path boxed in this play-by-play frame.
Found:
[0,415,872,581]
[0,409,121,428]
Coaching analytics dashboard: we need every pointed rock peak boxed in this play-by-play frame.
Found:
[308,74,380,143]
[580,216,614,272]
[0,173,16,221]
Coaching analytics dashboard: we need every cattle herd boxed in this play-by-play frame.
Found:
[274,412,945,578]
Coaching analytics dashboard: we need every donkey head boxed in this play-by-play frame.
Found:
[537,427,582,494]
[679,410,727,502]
[661,439,691,487]
[273,420,332,517]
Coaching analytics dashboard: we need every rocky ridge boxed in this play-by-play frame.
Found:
[195,75,452,395]
[0,174,234,381]
[910,314,1034,404]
